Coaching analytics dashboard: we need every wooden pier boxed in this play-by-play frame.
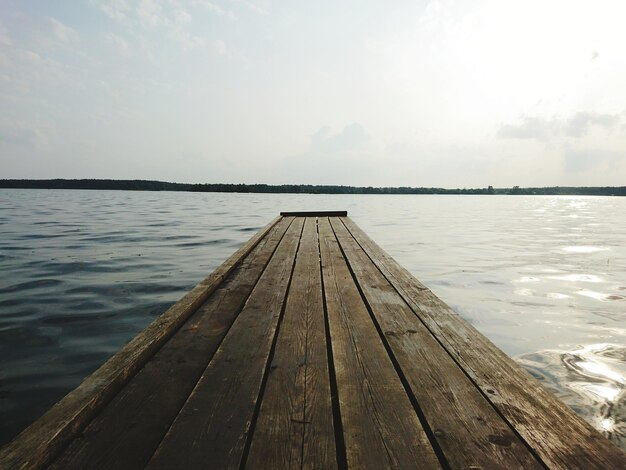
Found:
[1,212,625,469]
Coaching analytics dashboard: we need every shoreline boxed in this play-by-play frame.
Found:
[2,179,625,196]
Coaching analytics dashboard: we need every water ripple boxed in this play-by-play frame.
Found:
[518,344,626,447]
[0,279,63,294]
[0,190,625,451]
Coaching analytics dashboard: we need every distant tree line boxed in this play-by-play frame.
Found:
[1,179,625,196]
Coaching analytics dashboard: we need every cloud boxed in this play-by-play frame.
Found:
[137,0,164,29]
[564,112,620,137]
[497,112,626,180]
[270,123,373,185]
[105,33,131,57]
[497,117,554,141]
[174,9,193,25]
[564,148,626,173]
[19,49,45,65]
[48,18,79,44]
[311,123,369,154]
[192,1,236,19]
[234,0,270,15]
[91,0,131,23]
[0,119,45,148]
[209,39,230,56]
[498,112,623,141]
[170,29,206,51]
[91,0,212,52]
[0,21,11,46]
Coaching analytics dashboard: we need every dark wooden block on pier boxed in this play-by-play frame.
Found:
[1,212,625,469]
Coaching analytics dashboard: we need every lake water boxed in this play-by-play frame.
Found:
[1,189,625,450]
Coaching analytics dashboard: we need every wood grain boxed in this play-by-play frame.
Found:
[145,218,305,470]
[0,216,282,470]
[318,217,440,469]
[246,217,336,470]
[280,211,347,217]
[331,217,541,469]
[5,212,624,470]
[340,216,626,469]
[48,217,293,470]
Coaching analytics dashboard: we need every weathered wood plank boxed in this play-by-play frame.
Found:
[280,211,347,217]
[245,217,336,470]
[318,217,440,469]
[5,212,624,470]
[145,218,305,470]
[340,216,626,469]
[330,217,541,469]
[0,215,282,470]
[48,217,294,470]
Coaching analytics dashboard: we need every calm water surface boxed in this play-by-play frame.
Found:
[1,190,625,449]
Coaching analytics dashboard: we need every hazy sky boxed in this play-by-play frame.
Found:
[1,1,625,187]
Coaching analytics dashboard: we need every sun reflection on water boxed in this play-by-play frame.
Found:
[518,343,626,445]
[602,418,615,433]
[588,385,620,401]
[577,289,624,302]
[548,274,604,283]
[562,246,609,254]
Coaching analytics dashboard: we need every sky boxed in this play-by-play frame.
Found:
[1,0,626,187]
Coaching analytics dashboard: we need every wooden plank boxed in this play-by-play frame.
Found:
[48,216,294,470]
[146,217,305,470]
[280,211,347,217]
[330,217,541,469]
[0,215,282,470]
[318,217,440,469]
[340,216,626,469]
[246,217,336,469]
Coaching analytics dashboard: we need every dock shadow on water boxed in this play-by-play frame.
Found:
[518,343,626,447]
